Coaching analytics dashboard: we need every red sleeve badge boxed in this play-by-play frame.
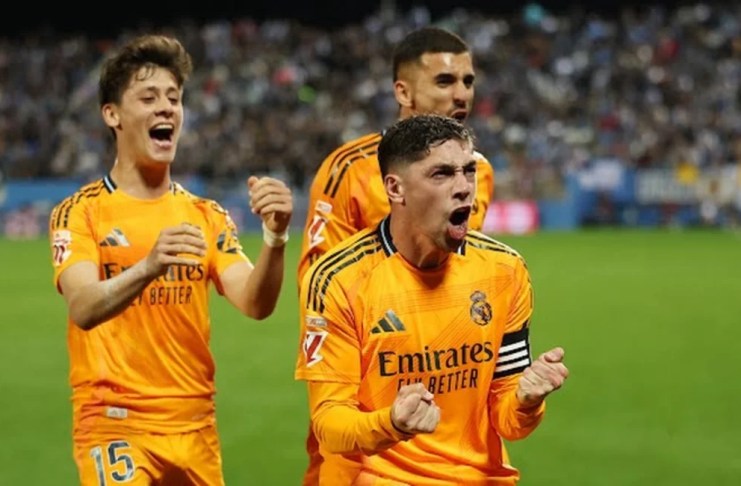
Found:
[52,230,72,267]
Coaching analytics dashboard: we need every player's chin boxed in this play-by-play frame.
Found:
[147,149,176,164]
[147,141,177,158]
[442,231,466,252]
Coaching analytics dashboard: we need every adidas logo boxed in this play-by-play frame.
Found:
[100,228,130,247]
[370,310,406,334]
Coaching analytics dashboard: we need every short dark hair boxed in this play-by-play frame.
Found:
[392,27,469,81]
[378,114,474,177]
[98,34,193,108]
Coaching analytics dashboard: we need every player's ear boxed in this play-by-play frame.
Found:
[101,103,120,129]
[384,174,404,203]
[393,79,413,108]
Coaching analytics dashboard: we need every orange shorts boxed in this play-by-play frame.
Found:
[73,425,224,485]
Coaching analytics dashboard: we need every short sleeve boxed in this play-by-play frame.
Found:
[207,202,251,293]
[49,198,99,292]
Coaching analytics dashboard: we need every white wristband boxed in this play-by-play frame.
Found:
[262,222,289,248]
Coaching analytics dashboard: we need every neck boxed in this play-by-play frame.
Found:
[109,159,171,199]
[389,213,449,269]
[398,106,416,121]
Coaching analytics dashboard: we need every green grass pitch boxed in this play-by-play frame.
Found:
[0,229,739,485]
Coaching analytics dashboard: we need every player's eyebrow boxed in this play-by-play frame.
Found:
[434,73,456,84]
[433,72,475,84]
[427,159,477,174]
[137,85,181,96]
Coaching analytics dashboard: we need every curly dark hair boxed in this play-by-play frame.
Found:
[378,114,474,176]
[98,34,193,108]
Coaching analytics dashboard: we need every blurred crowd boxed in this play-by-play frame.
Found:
[0,2,739,199]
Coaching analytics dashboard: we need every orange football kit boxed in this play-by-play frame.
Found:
[50,175,249,485]
[295,218,544,485]
[297,132,495,283]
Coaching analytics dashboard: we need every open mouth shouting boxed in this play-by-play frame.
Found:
[149,123,175,149]
[448,205,471,240]
[450,110,468,122]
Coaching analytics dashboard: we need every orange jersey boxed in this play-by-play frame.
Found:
[50,175,249,436]
[298,132,494,283]
[295,218,542,485]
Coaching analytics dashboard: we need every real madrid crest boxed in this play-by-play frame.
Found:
[470,290,492,326]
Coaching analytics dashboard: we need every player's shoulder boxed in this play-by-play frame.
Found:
[49,178,108,227]
[331,131,383,156]
[53,178,108,208]
[311,131,383,198]
[303,225,385,290]
[318,132,382,173]
[172,184,241,233]
[173,183,228,214]
[473,150,493,167]
[464,230,524,263]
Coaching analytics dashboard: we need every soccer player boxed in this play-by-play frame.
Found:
[297,28,494,483]
[297,26,495,284]
[49,34,292,485]
[295,115,568,485]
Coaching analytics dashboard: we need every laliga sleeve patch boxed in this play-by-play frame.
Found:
[306,200,332,249]
[303,330,328,367]
[52,230,72,266]
[307,214,327,249]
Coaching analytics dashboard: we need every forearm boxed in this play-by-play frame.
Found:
[489,379,546,441]
[307,380,411,455]
[240,243,285,320]
[313,401,410,455]
[67,260,154,330]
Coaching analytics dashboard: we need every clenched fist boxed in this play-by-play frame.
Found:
[516,347,569,408]
[247,176,293,234]
[391,383,440,435]
[145,223,207,277]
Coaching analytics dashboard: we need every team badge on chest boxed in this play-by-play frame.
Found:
[469,290,492,326]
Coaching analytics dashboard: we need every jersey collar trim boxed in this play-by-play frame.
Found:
[103,174,117,193]
[103,174,176,194]
[378,216,397,256]
[378,216,467,257]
